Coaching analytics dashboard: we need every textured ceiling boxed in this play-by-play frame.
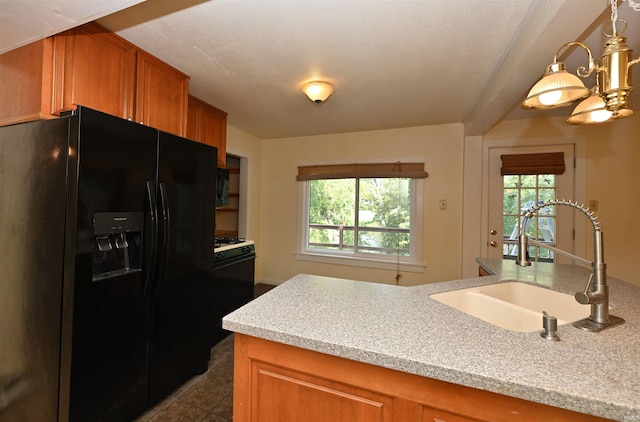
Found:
[2,0,639,139]
[0,0,146,53]
[98,0,540,138]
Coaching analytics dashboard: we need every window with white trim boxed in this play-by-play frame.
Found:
[297,162,426,269]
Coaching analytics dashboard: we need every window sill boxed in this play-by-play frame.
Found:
[295,251,425,273]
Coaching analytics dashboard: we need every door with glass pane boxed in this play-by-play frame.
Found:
[487,145,575,263]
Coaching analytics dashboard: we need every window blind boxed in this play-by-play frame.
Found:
[500,152,565,176]
[296,162,428,181]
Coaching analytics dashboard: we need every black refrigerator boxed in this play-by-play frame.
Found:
[0,107,217,421]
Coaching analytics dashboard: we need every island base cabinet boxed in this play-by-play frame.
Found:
[232,334,611,422]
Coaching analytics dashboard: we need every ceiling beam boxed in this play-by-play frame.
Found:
[463,0,607,136]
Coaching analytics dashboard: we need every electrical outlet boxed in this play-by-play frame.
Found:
[439,199,447,210]
[588,200,598,211]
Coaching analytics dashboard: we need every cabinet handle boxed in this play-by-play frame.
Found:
[490,241,498,247]
[490,229,497,235]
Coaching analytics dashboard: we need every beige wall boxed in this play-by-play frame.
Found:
[225,125,264,277]
[254,124,465,286]
[484,113,640,286]
[229,112,638,287]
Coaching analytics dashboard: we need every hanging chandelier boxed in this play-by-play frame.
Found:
[522,0,640,124]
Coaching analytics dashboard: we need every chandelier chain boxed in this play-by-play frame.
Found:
[612,0,640,36]
[624,0,640,12]
[611,0,618,35]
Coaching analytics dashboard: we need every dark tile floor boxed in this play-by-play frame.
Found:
[134,330,235,422]
[135,283,276,422]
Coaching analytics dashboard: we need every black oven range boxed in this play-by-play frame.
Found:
[214,236,255,262]
[211,237,256,345]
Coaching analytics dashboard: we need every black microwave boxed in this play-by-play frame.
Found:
[216,168,230,207]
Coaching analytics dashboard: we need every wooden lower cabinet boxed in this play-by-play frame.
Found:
[254,362,394,421]
[233,334,611,422]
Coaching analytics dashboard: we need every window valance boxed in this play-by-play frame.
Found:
[296,162,428,181]
[500,152,565,176]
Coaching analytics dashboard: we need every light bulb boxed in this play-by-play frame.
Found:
[306,84,323,97]
[590,109,613,123]
[539,90,562,106]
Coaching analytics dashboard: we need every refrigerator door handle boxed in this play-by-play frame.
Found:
[144,180,158,297]
[156,182,171,289]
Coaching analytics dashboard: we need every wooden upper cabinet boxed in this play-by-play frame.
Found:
[53,22,137,120]
[0,38,55,125]
[1,22,190,137]
[135,50,189,137]
[187,95,227,167]
[186,97,201,140]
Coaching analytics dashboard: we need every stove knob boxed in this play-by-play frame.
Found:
[241,246,251,253]
[215,252,224,260]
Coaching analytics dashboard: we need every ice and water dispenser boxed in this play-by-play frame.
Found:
[92,212,143,281]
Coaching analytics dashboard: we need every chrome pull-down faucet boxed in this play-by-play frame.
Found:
[516,199,624,332]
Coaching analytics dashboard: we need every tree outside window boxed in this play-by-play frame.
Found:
[307,177,412,257]
[503,174,557,261]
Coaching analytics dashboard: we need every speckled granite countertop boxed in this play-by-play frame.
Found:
[223,259,640,420]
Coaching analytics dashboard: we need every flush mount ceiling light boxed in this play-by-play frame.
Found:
[301,81,334,103]
[523,0,639,124]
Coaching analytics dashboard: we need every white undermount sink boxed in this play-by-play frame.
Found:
[430,281,590,332]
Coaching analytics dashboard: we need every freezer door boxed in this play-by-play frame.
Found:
[0,118,70,421]
[149,131,217,404]
[66,107,158,422]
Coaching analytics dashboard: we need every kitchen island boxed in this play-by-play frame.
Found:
[222,259,639,421]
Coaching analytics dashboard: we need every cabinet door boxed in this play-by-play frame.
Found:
[187,95,227,167]
[0,39,54,125]
[201,105,226,168]
[53,23,136,119]
[135,50,189,137]
[422,406,482,422]
[253,361,395,422]
[186,97,202,141]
